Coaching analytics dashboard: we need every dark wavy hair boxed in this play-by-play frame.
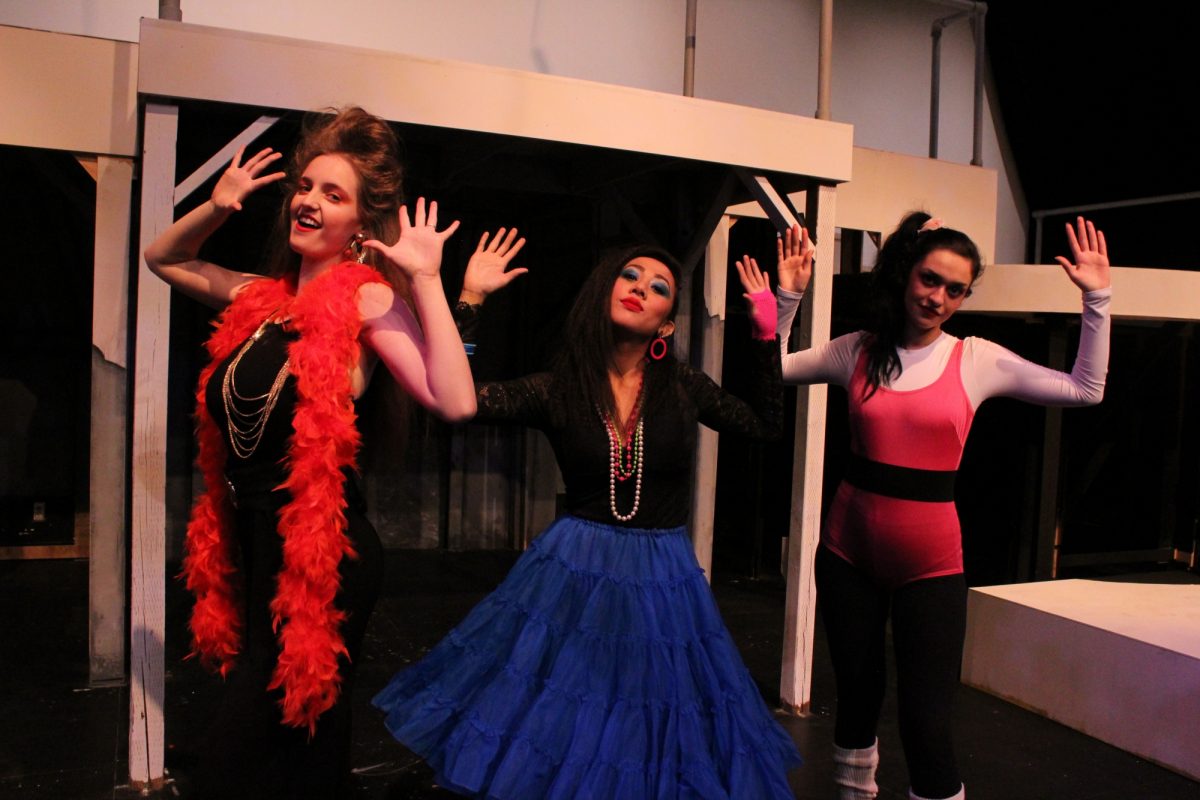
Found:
[551,244,683,424]
[263,106,406,289]
[861,211,983,397]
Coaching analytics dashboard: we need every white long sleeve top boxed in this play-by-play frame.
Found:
[775,286,1111,410]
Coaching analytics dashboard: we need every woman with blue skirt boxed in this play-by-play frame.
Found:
[374,230,802,798]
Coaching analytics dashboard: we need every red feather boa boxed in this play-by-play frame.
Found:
[182,262,386,734]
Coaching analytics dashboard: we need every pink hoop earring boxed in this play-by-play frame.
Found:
[648,337,668,361]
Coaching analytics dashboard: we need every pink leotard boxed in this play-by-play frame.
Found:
[823,341,972,586]
[777,287,1111,587]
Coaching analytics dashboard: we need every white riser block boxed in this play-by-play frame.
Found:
[962,580,1200,782]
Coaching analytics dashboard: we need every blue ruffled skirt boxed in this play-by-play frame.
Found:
[373,515,801,799]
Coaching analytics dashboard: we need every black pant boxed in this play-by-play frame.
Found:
[816,546,966,799]
[194,487,383,800]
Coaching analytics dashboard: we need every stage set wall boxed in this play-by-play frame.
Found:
[0,0,1026,264]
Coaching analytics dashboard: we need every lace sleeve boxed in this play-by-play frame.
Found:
[682,337,784,439]
[453,301,482,354]
[475,372,554,427]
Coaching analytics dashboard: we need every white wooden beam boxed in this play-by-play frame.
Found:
[727,146,997,265]
[780,184,836,714]
[137,19,853,183]
[89,155,134,686]
[0,25,138,156]
[129,103,176,791]
[963,264,1200,321]
[691,216,731,579]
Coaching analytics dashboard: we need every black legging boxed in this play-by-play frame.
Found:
[194,484,383,800]
[816,545,966,799]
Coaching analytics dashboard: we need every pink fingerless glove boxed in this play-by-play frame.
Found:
[746,288,777,340]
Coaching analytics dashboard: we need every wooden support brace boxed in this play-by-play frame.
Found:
[173,114,282,206]
[733,168,805,234]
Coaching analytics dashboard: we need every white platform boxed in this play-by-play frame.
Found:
[962,579,1200,781]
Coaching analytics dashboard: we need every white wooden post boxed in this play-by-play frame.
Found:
[129,102,177,790]
[780,184,836,713]
[89,155,134,686]
[690,216,730,578]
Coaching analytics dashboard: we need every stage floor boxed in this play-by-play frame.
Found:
[2,555,1198,799]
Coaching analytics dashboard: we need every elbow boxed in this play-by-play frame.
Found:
[143,248,164,278]
[1070,382,1105,407]
[435,395,477,424]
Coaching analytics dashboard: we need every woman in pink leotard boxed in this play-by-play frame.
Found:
[742,213,1110,800]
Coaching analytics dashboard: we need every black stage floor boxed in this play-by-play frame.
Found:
[1,553,1197,799]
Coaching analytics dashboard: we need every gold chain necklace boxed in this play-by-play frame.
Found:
[221,316,292,459]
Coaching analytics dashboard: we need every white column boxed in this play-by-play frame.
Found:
[690,216,730,578]
[89,155,134,686]
[780,184,836,713]
[129,102,177,790]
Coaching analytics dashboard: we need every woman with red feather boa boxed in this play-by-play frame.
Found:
[144,107,476,798]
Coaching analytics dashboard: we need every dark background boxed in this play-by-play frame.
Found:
[985,1,1197,267]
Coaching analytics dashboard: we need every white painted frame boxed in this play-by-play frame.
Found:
[131,17,854,786]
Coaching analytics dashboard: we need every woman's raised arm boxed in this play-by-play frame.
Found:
[358,198,477,422]
[143,146,286,309]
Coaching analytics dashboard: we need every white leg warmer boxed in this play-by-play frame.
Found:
[832,739,879,800]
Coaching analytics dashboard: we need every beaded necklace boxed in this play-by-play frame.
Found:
[600,370,646,521]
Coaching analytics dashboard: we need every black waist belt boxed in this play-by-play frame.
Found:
[844,453,957,503]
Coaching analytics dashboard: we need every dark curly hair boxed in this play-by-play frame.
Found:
[861,211,983,398]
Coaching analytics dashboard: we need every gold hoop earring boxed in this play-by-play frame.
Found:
[348,232,367,264]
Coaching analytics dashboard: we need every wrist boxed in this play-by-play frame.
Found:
[209,198,238,216]
[459,288,486,305]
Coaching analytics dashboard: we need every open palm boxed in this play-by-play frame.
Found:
[1055,216,1110,292]
[775,223,814,294]
[364,198,460,281]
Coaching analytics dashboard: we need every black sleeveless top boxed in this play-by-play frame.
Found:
[204,321,299,496]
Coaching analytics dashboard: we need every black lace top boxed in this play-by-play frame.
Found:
[457,302,784,528]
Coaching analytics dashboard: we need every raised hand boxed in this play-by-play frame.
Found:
[775,223,815,294]
[363,198,460,282]
[735,254,777,340]
[1055,216,1110,292]
[212,146,285,212]
[461,227,528,304]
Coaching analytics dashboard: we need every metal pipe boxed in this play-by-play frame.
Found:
[971,5,986,165]
[1032,189,1200,261]
[924,1,986,164]
[683,0,697,97]
[817,0,833,119]
[930,24,941,158]
[158,1,181,21]
[927,0,985,12]
[929,11,967,158]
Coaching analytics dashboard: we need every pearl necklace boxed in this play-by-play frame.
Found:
[600,375,646,522]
